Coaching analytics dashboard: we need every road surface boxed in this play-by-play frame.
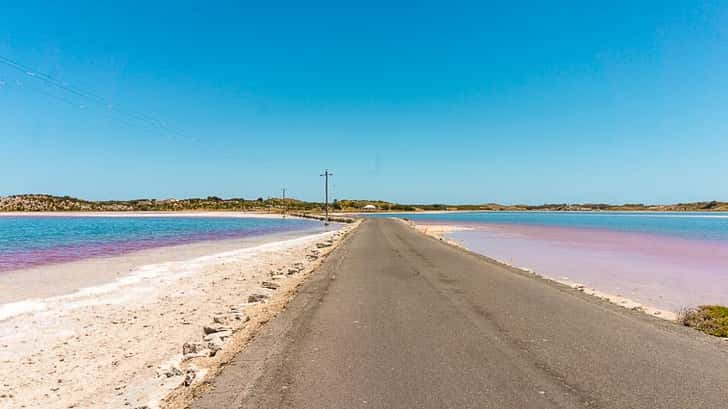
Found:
[193,218,728,409]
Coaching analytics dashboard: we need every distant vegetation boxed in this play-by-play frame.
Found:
[338,199,728,212]
[1,194,727,213]
[0,194,322,213]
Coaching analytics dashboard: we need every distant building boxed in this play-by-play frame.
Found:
[362,204,377,211]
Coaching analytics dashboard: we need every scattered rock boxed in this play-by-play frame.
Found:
[207,337,224,355]
[212,315,229,325]
[183,370,196,387]
[213,312,249,326]
[248,293,269,303]
[161,366,183,378]
[182,341,204,356]
[235,312,250,322]
[261,281,280,290]
[286,264,305,275]
[203,330,232,342]
[203,323,231,335]
[316,242,332,249]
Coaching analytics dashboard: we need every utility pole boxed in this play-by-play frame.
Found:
[282,188,287,218]
[320,169,333,224]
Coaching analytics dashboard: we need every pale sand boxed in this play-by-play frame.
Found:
[409,222,473,250]
[401,219,677,321]
[0,221,360,409]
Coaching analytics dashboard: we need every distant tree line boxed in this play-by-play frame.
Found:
[1,194,727,213]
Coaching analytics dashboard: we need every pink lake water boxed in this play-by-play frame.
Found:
[446,222,728,312]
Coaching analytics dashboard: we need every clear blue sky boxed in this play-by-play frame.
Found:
[1,1,726,204]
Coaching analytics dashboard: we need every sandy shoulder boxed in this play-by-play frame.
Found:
[0,221,360,409]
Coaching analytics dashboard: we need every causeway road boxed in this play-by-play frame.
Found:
[193,218,728,409]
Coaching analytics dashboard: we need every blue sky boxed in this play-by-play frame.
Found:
[1,1,726,204]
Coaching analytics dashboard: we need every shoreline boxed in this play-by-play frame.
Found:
[402,219,678,321]
[0,212,335,278]
[0,221,360,409]
[0,227,332,306]
[6,208,728,219]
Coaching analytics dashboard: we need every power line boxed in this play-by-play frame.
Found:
[0,54,189,139]
[14,79,159,132]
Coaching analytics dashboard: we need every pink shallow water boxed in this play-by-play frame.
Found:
[0,228,289,272]
[0,237,199,272]
[446,223,728,312]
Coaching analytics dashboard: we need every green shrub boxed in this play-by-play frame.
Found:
[679,305,728,337]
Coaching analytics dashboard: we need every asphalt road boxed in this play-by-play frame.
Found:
[193,218,728,409]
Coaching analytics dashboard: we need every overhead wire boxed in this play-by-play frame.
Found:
[0,54,191,140]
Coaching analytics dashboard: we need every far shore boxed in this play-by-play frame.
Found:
[4,194,727,214]
[3,207,728,219]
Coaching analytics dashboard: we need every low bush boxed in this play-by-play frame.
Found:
[678,305,728,337]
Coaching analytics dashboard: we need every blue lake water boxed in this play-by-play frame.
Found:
[0,215,326,271]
